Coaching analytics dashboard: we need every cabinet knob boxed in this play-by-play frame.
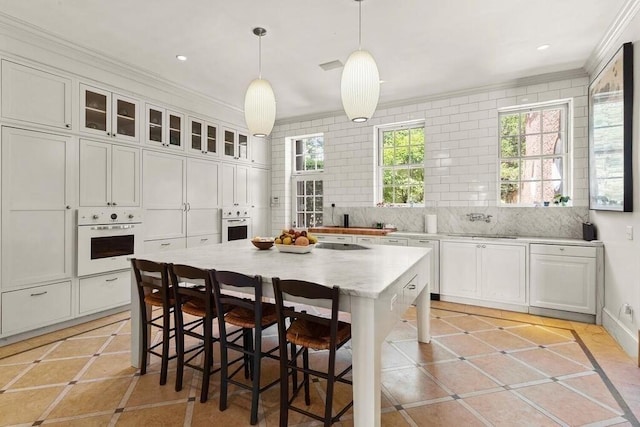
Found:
[106,132,111,136]
[66,205,71,209]
[559,247,565,251]
[112,202,117,206]
[107,202,111,206]
[65,124,71,128]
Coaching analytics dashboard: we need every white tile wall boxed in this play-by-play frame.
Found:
[269,75,589,235]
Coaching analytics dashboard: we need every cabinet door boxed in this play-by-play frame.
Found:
[251,136,270,166]
[79,139,111,207]
[167,110,184,150]
[188,117,204,154]
[408,239,440,294]
[238,132,249,161]
[206,123,218,155]
[111,144,140,206]
[1,61,72,130]
[223,128,236,159]
[142,150,186,240]
[530,254,596,314]
[236,165,250,206]
[440,241,479,298]
[80,84,111,137]
[112,93,139,142]
[250,167,270,208]
[221,163,236,207]
[146,104,164,146]
[2,127,74,287]
[481,244,526,304]
[186,158,220,236]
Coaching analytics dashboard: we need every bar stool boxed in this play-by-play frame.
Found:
[169,263,222,403]
[212,270,282,425]
[131,258,176,385]
[272,278,353,427]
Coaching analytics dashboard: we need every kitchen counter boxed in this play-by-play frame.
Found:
[388,231,604,246]
[309,226,397,236]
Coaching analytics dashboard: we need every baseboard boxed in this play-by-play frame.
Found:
[528,306,595,324]
[439,295,529,313]
[602,307,639,359]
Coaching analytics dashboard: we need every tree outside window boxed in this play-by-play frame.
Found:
[292,134,324,227]
[379,123,425,205]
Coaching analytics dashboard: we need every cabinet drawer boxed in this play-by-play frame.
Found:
[79,271,131,314]
[187,234,220,248]
[380,237,408,246]
[530,244,596,258]
[143,237,186,253]
[2,281,72,335]
[356,236,379,245]
[315,234,354,244]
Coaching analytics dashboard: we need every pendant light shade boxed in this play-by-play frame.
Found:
[341,0,379,123]
[244,27,276,137]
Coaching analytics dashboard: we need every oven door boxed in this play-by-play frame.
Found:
[222,218,252,243]
[77,224,142,276]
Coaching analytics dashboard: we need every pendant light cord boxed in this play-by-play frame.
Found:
[358,0,362,50]
[258,33,262,79]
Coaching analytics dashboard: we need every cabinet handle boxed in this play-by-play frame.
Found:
[559,247,565,251]
[65,124,71,128]
[200,238,208,242]
[187,202,191,211]
[482,244,486,248]
[418,240,431,243]
[406,284,416,290]
[388,239,398,243]
[477,244,482,248]
[66,205,71,209]
[112,202,117,206]
[161,243,171,246]
[107,202,112,206]
[30,291,47,297]
[105,277,119,282]
[106,132,111,136]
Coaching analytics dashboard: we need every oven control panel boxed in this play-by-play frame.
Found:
[222,208,250,219]
[77,208,143,225]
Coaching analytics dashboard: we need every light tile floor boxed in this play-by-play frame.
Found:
[0,301,639,426]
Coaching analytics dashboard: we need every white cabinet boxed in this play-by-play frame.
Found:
[441,240,526,306]
[79,139,140,207]
[314,234,354,244]
[143,237,186,253]
[79,270,131,315]
[1,127,74,288]
[1,60,72,130]
[408,238,440,294]
[145,104,184,150]
[143,151,221,243]
[80,84,139,142]
[1,281,72,335]
[380,237,408,246]
[250,167,271,237]
[188,117,218,157]
[251,136,270,166]
[356,236,379,245]
[222,162,249,207]
[222,128,249,162]
[530,244,596,315]
[142,150,187,240]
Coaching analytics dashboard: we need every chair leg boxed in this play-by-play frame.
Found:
[279,342,290,427]
[243,328,251,379]
[249,328,261,425]
[290,341,298,391]
[200,316,212,403]
[219,332,229,412]
[160,308,171,386]
[174,309,184,392]
[140,301,149,376]
[303,347,311,406]
[324,349,337,426]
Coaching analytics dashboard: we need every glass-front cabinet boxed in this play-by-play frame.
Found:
[188,117,218,156]
[145,103,184,150]
[222,128,249,162]
[80,84,139,142]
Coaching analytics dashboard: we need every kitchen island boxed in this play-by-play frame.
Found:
[130,240,431,427]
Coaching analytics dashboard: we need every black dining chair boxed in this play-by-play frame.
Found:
[272,278,353,427]
[211,270,284,425]
[169,263,224,403]
[131,258,176,386]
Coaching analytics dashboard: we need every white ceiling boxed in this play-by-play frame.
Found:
[0,0,626,121]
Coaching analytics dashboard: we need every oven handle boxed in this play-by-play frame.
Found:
[225,219,247,223]
[90,224,137,230]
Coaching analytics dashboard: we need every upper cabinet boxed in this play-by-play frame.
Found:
[1,60,72,130]
[188,117,218,157]
[222,128,249,162]
[145,103,184,150]
[251,136,271,166]
[80,84,139,142]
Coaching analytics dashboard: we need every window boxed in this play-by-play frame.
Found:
[292,134,324,227]
[499,101,569,205]
[378,122,425,205]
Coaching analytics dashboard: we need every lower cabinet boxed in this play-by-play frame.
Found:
[187,234,220,248]
[441,240,526,306]
[530,244,596,314]
[379,237,408,246]
[407,239,440,294]
[79,270,131,315]
[1,281,72,335]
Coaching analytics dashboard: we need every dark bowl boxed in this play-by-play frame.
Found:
[251,239,274,250]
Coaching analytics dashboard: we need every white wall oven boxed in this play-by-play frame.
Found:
[221,208,252,243]
[77,209,143,276]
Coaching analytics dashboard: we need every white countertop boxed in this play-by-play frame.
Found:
[387,231,603,246]
[137,240,431,299]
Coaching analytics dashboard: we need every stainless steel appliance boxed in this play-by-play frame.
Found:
[77,208,143,276]
[221,207,252,243]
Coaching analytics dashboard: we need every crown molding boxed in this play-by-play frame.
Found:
[584,0,640,75]
[0,12,243,115]
[275,68,587,126]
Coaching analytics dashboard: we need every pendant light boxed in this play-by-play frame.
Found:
[244,27,276,137]
[340,0,380,123]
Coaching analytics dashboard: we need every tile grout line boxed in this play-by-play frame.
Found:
[1,340,65,392]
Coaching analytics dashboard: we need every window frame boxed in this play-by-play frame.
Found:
[376,120,426,207]
[497,99,572,207]
[291,133,324,227]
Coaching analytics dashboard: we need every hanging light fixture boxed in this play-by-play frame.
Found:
[244,27,276,137]
[341,0,379,123]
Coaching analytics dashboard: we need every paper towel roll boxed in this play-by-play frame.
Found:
[425,214,438,234]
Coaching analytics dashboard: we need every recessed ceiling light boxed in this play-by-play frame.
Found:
[536,44,550,51]
[176,55,187,61]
